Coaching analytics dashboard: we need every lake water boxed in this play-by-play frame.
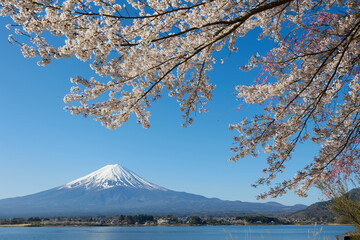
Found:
[0,225,355,240]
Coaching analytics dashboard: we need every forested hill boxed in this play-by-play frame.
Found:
[289,188,360,223]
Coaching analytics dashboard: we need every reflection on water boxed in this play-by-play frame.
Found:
[0,225,355,240]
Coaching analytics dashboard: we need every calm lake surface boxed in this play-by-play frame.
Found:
[0,225,354,240]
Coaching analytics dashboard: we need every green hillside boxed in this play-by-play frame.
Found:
[289,188,360,224]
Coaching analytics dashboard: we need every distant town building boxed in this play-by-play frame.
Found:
[157,218,169,224]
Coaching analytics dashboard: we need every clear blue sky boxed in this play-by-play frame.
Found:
[0,17,322,206]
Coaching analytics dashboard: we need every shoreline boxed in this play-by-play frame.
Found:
[0,223,354,228]
[0,224,31,227]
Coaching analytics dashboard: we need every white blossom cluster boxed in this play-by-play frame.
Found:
[231,1,360,198]
[1,0,359,199]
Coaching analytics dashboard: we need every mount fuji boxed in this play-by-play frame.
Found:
[0,164,306,217]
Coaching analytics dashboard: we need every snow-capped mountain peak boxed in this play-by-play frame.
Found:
[60,164,166,191]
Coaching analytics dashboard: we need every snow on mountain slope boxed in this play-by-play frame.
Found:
[0,164,308,217]
[59,164,166,191]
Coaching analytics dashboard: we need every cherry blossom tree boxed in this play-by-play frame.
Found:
[0,0,359,199]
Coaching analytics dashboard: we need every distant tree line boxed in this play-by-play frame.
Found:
[0,214,297,226]
[118,215,155,225]
[234,216,285,224]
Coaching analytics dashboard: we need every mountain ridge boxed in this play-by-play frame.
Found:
[290,188,360,221]
[0,164,307,217]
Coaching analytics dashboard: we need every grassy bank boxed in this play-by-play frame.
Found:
[0,224,31,227]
